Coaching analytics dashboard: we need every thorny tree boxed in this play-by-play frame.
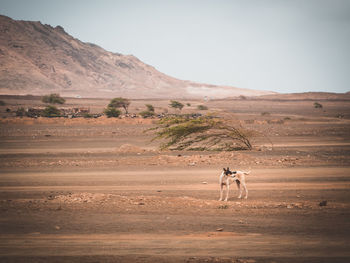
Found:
[149,115,253,151]
[108,97,131,114]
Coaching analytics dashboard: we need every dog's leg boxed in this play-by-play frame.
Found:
[237,181,243,199]
[219,183,224,201]
[242,182,248,199]
[224,180,230,201]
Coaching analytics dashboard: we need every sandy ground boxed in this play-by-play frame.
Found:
[0,97,350,262]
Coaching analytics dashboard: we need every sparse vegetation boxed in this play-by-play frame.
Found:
[261,112,271,116]
[169,100,184,111]
[42,93,65,104]
[145,104,155,112]
[197,105,208,110]
[104,107,121,118]
[149,115,253,151]
[186,103,191,107]
[42,105,61,117]
[314,102,323,109]
[0,100,5,106]
[108,97,130,114]
[16,107,26,117]
[139,110,155,118]
[83,113,94,118]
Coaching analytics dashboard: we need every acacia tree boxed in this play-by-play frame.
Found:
[149,115,253,151]
[108,97,131,114]
[42,93,65,104]
[169,100,184,112]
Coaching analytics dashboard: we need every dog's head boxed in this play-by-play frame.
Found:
[223,167,232,176]
[223,167,237,176]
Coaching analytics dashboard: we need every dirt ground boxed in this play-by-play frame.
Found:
[0,96,350,262]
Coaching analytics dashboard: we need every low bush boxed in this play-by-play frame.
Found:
[197,105,208,110]
[16,107,26,117]
[42,105,61,117]
[145,104,155,112]
[104,107,121,118]
[139,110,155,118]
[314,102,323,108]
[42,93,65,104]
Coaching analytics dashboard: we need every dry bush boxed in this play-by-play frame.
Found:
[149,115,253,151]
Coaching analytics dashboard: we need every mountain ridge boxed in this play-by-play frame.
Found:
[0,15,275,99]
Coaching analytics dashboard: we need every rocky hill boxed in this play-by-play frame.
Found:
[0,15,274,99]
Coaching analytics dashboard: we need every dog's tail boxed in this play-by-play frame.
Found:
[243,170,251,175]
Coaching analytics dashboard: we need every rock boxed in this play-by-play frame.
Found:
[55,226,60,230]
[216,228,224,231]
[319,200,327,206]
[138,202,145,205]
[201,181,208,184]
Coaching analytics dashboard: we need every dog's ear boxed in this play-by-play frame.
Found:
[223,168,226,171]
[227,167,230,171]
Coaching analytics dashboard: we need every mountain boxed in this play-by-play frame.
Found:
[0,15,274,99]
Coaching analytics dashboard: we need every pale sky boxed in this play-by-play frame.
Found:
[1,0,349,93]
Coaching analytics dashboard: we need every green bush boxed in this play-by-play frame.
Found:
[169,100,184,111]
[314,102,323,109]
[42,105,61,117]
[104,107,121,118]
[197,105,208,110]
[42,93,65,104]
[108,97,130,114]
[145,104,155,112]
[16,107,26,117]
[149,115,253,151]
[139,110,155,118]
[83,113,94,118]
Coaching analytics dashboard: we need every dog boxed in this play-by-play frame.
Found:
[219,167,250,201]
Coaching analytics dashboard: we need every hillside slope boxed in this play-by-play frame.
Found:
[0,15,274,99]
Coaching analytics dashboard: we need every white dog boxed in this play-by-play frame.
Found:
[219,167,250,201]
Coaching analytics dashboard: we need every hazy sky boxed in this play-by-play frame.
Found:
[1,0,349,93]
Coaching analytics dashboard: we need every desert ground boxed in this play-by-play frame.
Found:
[0,96,350,263]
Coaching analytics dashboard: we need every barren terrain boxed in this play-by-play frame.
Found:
[0,96,350,262]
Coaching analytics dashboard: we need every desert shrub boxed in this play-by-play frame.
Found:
[104,107,121,118]
[145,104,155,112]
[149,115,253,151]
[197,105,208,110]
[238,95,247,100]
[83,113,94,118]
[42,93,65,104]
[284,117,291,121]
[42,105,61,117]
[0,100,5,106]
[169,100,184,111]
[186,103,191,106]
[139,110,155,118]
[108,97,130,114]
[314,102,323,109]
[16,107,26,117]
[261,112,270,116]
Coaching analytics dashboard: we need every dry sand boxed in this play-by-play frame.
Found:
[0,97,349,262]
